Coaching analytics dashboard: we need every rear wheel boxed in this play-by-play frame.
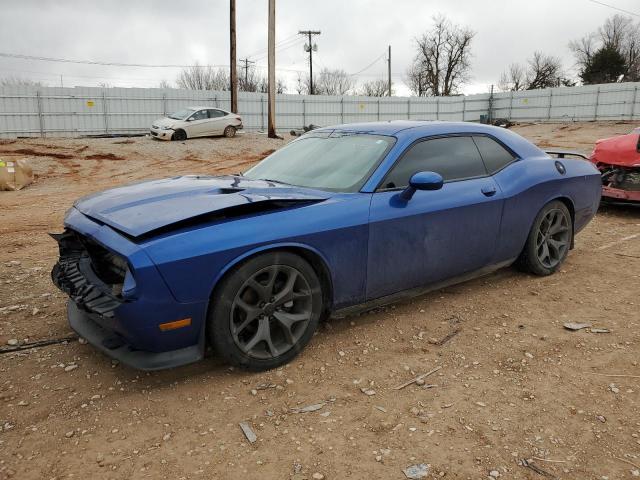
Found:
[208,251,322,371]
[173,129,187,141]
[223,125,237,138]
[516,200,573,276]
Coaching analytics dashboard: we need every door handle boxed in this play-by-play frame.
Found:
[481,186,497,197]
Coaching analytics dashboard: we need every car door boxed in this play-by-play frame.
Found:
[366,135,505,300]
[207,109,228,135]
[185,109,210,137]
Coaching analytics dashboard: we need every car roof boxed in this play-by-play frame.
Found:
[186,106,228,112]
[316,120,496,136]
[314,121,546,159]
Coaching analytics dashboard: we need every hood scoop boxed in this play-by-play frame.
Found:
[73,175,331,238]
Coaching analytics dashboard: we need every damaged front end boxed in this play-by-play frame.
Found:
[596,163,640,203]
[51,229,130,317]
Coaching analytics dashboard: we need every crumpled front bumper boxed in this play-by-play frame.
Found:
[50,208,208,370]
[67,301,203,370]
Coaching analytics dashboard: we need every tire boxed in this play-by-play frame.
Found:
[223,125,237,138]
[208,251,323,371]
[172,129,187,141]
[516,200,573,276]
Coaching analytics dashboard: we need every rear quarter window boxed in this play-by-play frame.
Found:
[473,136,517,173]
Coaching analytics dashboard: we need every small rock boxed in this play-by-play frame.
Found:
[250,389,258,396]
[65,431,74,438]
[609,384,620,394]
[360,388,376,396]
[375,455,383,462]
[476,401,487,407]
[596,415,606,423]
[312,474,324,480]
[78,337,88,345]
[64,364,78,372]
[338,350,345,357]
[524,352,534,359]
[17,400,29,406]
[415,378,425,386]
[489,470,500,478]
[6,339,18,346]
[163,433,171,441]
[590,328,610,334]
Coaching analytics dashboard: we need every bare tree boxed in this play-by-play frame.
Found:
[525,52,564,89]
[406,15,475,96]
[158,79,172,89]
[405,62,428,96]
[315,68,354,95]
[176,63,229,90]
[499,53,568,91]
[570,14,640,83]
[498,63,526,92]
[0,76,43,87]
[239,67,286,93]
[359,78,390,97]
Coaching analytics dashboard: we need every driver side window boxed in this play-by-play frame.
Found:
[190,110,208,121]
[381,136,487,189]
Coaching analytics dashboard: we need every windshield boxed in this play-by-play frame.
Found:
[168,108,195,120]
[244,133,395,192]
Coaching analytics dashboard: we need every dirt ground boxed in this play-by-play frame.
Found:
[0,122,639,480]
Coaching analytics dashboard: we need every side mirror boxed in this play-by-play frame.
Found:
[399,171,443,201]
[186,117,194,122]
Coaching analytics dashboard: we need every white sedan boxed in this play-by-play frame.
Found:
[150,106,243,141]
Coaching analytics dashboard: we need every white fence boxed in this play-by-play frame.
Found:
[1,82,639,138]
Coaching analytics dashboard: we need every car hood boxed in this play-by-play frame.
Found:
[591,133,640,167]
[73,175,332,238]
[152,117,182,128]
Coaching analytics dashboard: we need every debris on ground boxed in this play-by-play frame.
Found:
[291,402,326,413]
[394,366,443,390]
[563,322,591,331]
[403,463,430,479]
[239,422,257,443]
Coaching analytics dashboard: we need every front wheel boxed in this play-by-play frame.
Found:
[172,129,187,141]
[516,200,573,276]
[208,251,323,371]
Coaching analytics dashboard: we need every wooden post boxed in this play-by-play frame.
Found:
[267,0,276,138]
[229,0,238,113]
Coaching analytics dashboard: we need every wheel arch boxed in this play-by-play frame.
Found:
[207,243,334,317]
[553,196,576,249]
[172,128,187,140]
[520,195,576,257]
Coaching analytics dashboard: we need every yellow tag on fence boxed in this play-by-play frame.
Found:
[86,100,95,107]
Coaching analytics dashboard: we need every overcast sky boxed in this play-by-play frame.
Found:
[0,0,638,96]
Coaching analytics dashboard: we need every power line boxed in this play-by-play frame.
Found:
[0,52,227,68]
[349,51,387,76]
[251,37,304,62]
[587,0,639,17]
[245,33,300,59]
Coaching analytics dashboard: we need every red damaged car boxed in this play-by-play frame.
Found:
[590,127,640,203]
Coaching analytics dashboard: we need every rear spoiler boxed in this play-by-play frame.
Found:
[545,150,588,160]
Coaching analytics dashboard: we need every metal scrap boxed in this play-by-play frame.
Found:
[239,422,257,443]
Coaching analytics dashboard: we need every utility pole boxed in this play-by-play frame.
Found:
[230,0,238,113]
[387,45,391,96]
[298,30,320,94]
[267,0,276,138]
[239,58,255,89]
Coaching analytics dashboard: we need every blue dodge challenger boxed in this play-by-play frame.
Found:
[51,121,601,371]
